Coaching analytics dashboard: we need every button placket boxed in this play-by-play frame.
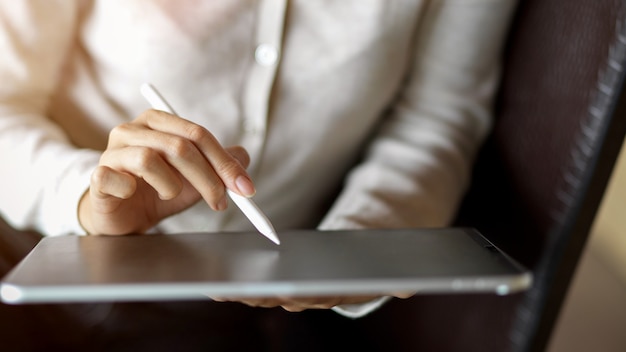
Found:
[255,43,279,66]
[240,0,287,173]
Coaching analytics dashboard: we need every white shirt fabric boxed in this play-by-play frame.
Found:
[0,0,517,318]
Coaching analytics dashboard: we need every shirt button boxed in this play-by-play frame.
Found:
[255,44,279,66]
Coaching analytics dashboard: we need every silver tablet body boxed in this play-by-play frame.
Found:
[0,228,532,304]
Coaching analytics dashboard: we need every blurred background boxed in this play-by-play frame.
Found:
[547,141,626,352]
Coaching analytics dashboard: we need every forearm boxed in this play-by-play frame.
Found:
[322,0,518,318]
[320,0,517,232]
[0,113,99,236]
[0,1,94,236]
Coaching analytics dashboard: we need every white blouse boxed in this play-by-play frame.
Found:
[0,0,516,315]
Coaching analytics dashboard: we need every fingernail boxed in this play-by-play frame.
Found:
[235,175,256,197]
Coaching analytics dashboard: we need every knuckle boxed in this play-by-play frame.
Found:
[185,124,210,143]
[206,180,226,198]
[167,137,196,159]
[91,166,132,198]
[227,146,250,167]
[138,109,156,121]
[134,147,160,170]
[90,166,109,187]
[214,158,244,178]
[108,123,132,143]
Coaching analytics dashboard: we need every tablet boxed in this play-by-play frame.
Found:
[0,227,532,304]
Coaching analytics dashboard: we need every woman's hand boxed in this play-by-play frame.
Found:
[78,109,254,235]
[210,293,414,312]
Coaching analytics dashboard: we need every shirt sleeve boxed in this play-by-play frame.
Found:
[0,1,100,236]
[321,0,518,317]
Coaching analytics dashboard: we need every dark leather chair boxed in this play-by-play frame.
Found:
[455,0,626,350]
[2,0,626,351]
[370,0,626,350]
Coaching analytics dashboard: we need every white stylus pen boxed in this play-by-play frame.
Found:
[140,83,280,245]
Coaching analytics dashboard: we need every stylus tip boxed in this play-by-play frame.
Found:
[264,231,280,245]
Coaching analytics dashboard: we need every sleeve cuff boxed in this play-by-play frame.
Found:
[331,296,391,319]
[43,149,100,236]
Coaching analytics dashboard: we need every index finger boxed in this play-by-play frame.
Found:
[136,109,256,198]
[140,84,255,197]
